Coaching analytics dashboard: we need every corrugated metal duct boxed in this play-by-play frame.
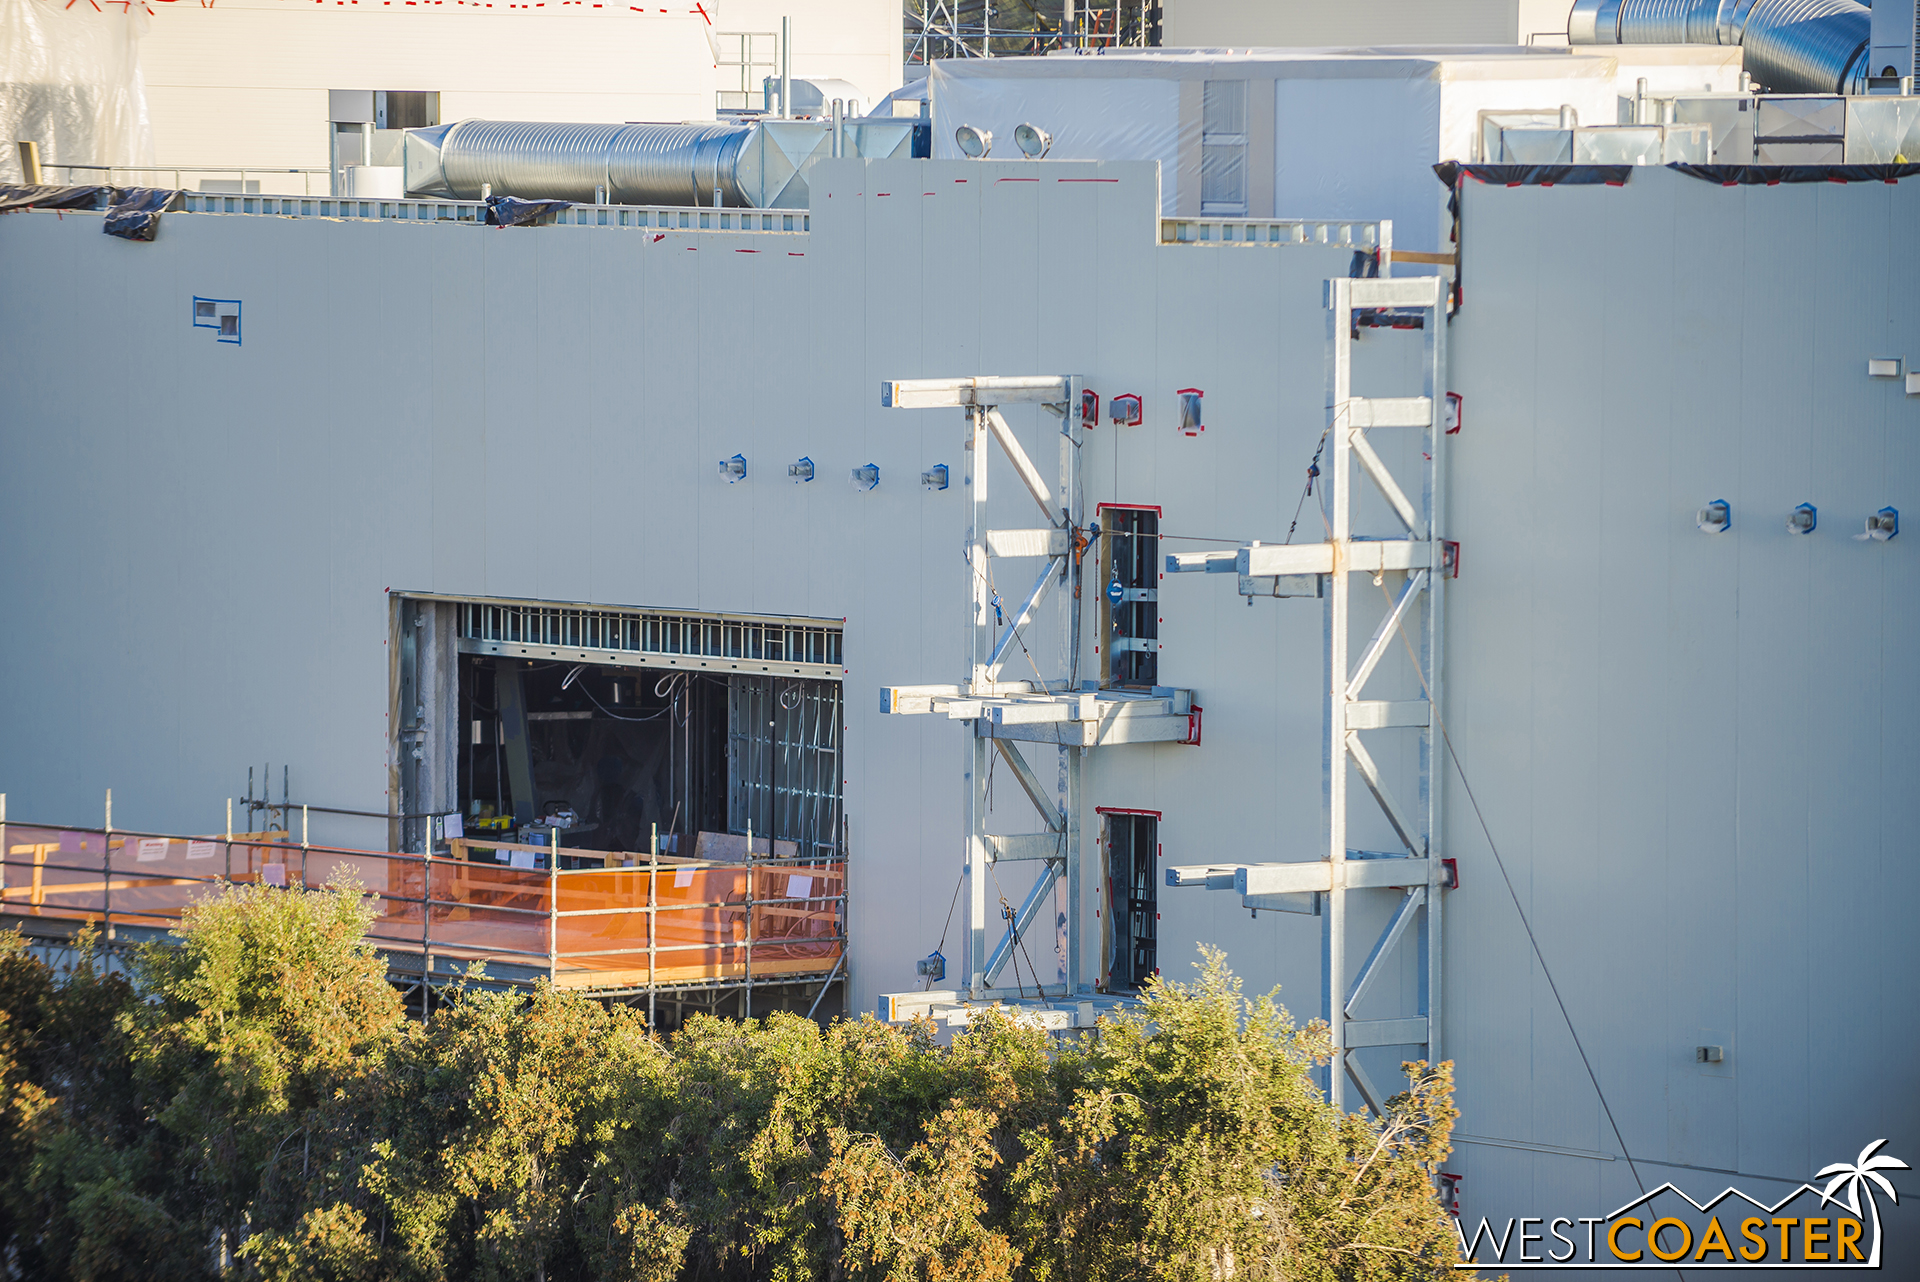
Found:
[1570,0,1873,94]
[402,118,911,208]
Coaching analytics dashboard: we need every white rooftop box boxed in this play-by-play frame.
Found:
[930,47,1740,251]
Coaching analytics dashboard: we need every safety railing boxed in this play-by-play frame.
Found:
[1159,217,1391,253]
[44,163,330,197]
[177,191,812,233]
[0,820,844,995]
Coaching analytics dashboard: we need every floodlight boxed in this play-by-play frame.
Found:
[955,124,991,158]
[1859,506,1899,542]
[1013,122,1051,158]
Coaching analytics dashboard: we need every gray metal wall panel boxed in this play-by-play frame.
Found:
[1448,167,1919,1238]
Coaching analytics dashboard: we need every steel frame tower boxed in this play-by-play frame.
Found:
[1164,275,1451,1113]
[879,376,1197,1001]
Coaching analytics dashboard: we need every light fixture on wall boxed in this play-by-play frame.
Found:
[788,457,814,482]
[955,124,992,158]
[718,454,748,483]
[1014,122,1051,158]
[1787,503,1817,535]
[1857,506,1899,541]
[922,464,949,490]
[1697,499,1731,534]
[850,463,880,490]
[1176,388,1204,437]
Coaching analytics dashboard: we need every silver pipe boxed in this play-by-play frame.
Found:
[403,120,754,205]
[1570,0,1873,94]
[781,16,792,119]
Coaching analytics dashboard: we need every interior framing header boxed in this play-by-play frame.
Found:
[399,592,846,682]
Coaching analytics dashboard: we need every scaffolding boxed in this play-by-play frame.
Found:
[905,0,1158,63]
[0,800,847,1023]
[878,376,1197,1008]
[1163,275,1452,1113]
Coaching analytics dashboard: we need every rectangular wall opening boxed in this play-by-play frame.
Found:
[1103,810,1158,991]
[458,659,842,867]
[397,595,844,870]
[1098,506,1160,688]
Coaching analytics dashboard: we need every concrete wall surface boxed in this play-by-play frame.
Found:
[0,158,1915,1258]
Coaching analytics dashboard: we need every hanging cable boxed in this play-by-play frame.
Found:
[1285,426,1332,546]
[928,869,965,991]
[1373,579,1669,1257]
[577,680,674,723]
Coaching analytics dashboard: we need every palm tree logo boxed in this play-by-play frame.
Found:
[1817,1138,1909,1266]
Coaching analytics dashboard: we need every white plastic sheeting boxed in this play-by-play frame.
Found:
[0,0,151,184]
[930,51,1620,250]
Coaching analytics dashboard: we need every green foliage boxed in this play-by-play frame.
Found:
[129,876,406,1254]
[0,900,1472,1282]
[0,927,198,1281]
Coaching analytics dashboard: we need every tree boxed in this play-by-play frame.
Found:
[2,899,1474,1282]
[1001,946,1462,1282]
[128,876,406,1264]
[0,927,195,1282]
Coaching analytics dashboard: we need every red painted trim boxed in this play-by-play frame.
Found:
[1095,806,1161,818]
[1095,502,1162,517]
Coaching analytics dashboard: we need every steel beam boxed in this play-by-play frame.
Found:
[1349,428,1425,537]
[986,556,1061,677]
[985,407,1061,524]
[1345,731,1425,857]
[1346,570,1430,701]
[986,833,1063,862]
[881,375,1072,408]
[494,661,536,827]
[1346,886,1425,1015]
[1345,395,1434,429]
[1166,549,1241,573]
[991,739,1066,831]
[987,527,1070,558]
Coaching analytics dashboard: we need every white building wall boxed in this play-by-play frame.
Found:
[136,1,716,172]
[1163,0,1579,48]
[705,0,901,108]
[928,53,1627,248]
[126,0,898,181]
[0,159,1915,1259]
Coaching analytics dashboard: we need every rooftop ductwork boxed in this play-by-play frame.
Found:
[1570,0,1874,95]
[403,118,915,208]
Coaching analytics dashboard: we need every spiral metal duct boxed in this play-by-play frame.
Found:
[404,120,756,205]
[1569,0,1873,94]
